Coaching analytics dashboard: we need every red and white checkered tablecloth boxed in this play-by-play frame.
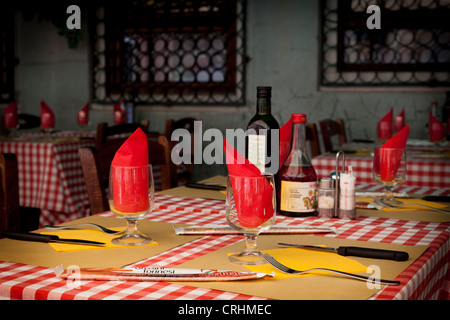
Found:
[312,154,450,188]
[0,193,448,300]
[0,138,95,227]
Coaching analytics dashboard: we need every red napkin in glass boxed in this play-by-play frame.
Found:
[4,102,18,129]
[40,101,55,129]
[223,138,273,228]
[114,103,125,124]
[279,117,292,170]
[376,124,409,181]
[377,108,393,140]
[111,128,149,212]
[394,109,405,132]
[77,103,89,125]
[429,111,445,142]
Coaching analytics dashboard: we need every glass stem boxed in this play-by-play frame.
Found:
[384,186,394,200]
[244,234,258,253]
[126,219,139,235]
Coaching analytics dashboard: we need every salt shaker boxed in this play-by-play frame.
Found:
[338,172,356,219]
[317,178,335,218]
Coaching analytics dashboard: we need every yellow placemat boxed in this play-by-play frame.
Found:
[174,235,428,300]
[237,247,371,279]
[41,228,158,252]
[357,197,448,211]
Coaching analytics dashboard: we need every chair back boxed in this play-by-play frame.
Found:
[165,117,199,187]
[0,153,20,232]
[95,121,149,150]
[319,119,347,153]
[306,123,321,158]
[79,135,171,215]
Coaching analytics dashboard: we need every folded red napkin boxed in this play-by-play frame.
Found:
[394,109,405,132]
[111,128,149,212]
[223,139,273,228]
[279,117,292,169]
[429,111,445,142]
[40,101,55,129]
[4,102,18,129]
[114,103,125,124]
[77,103,89,125]
[376,124,409,181]
[377,108,393,140]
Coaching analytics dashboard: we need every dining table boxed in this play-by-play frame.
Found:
[0,131,96,227]
[0,175,449,303]
[312,140,450,189]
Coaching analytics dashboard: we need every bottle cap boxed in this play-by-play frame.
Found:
[319,177,334,189]
[257,86,272,98]
[292,114,306,124]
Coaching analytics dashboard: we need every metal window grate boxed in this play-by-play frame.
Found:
[320,0,450,89]
[0,6,14,103]
[91,0,246,106]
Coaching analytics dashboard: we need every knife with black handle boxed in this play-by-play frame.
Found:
[278,243,409,261]
[185,183,226,191]
[1,231,105,246]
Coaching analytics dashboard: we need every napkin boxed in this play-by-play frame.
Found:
[77,103,89,125]
[244,248,371,279]
[376,125,409,181]
[279,117,292,169]
[4,101,18,129]
[223,138,274,228]
[41,228,157,252]
[40,100,55,129]
[394,109,405,132]
[111,128,149,212]
[429,111,445,142]
[377,108,393,140]
[114,103,125,124]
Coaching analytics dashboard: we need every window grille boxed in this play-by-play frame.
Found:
[0,5,14,103]
[91,0,246,106]
[320,0,450,89]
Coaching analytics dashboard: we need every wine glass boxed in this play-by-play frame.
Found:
[372,147,407,205]
[226,174,276,265]
[108,164,154,246]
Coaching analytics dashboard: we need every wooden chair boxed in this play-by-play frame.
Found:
[306,123,321,158]
[95,121,149,150]
[319,119,347,153]
[79,135,171,215]
[164,117,199,187]
[0,153,20,232]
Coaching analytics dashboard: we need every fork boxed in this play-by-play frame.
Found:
[371,196,450,214]
[44,223,125,235]
[262,253,400,286]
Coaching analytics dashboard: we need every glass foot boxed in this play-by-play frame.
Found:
[228,251,267,265]
[111,232,153,246]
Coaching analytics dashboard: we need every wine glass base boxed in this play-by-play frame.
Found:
[228,251,267,265]
[111,233,153,246]
[380,196,403,205]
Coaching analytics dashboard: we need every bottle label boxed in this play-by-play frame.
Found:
[248,134,266,173]
[280,181,316,212]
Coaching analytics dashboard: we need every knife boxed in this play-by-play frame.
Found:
[185,183,226,191]
[278,243,409,261]
[1,231,105,246]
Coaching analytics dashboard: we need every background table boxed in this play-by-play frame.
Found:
[0,136,95,227]
[0,191,448,300]
[312,145,450,188]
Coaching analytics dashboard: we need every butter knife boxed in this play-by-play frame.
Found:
[2,231,105,246]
